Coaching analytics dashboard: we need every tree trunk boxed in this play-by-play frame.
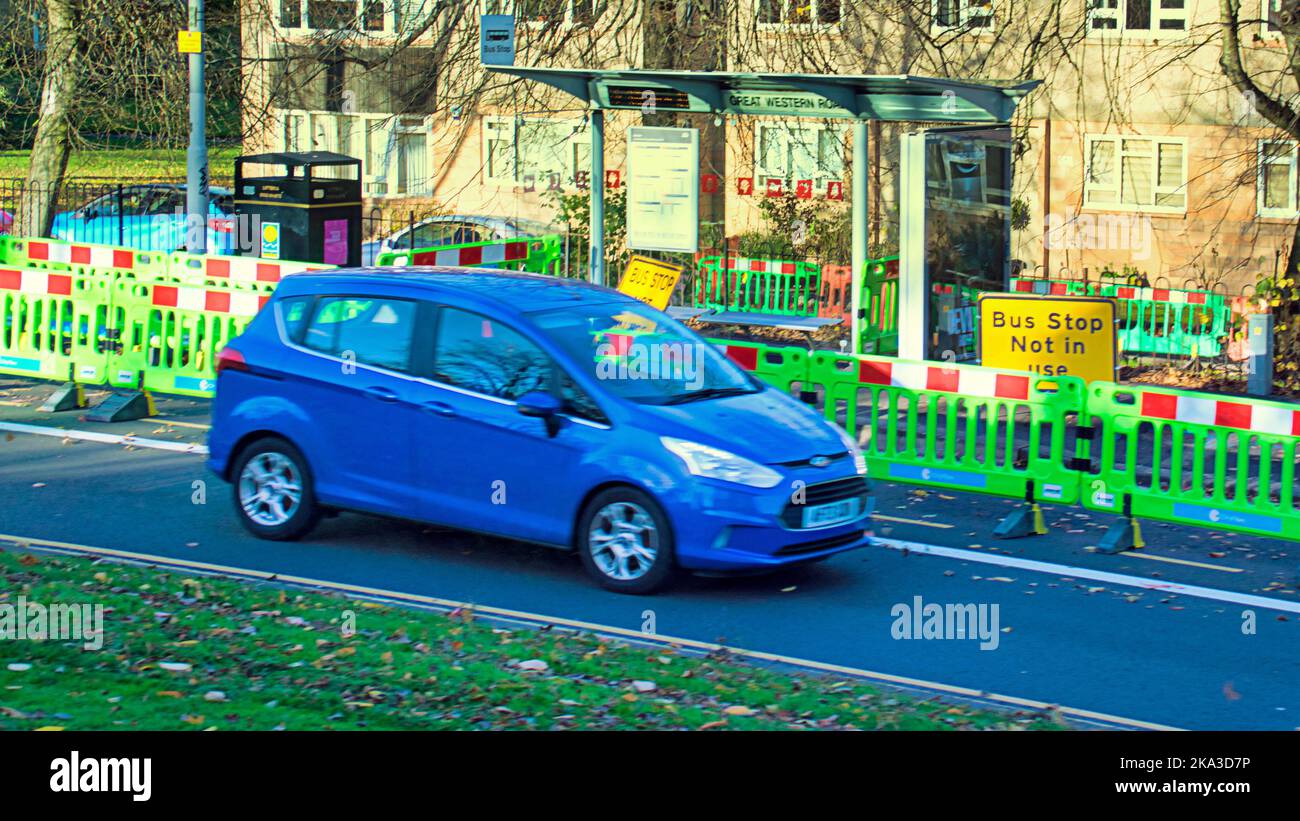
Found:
[18,0,81,238]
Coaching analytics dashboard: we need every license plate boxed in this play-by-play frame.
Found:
[801,498,859,528]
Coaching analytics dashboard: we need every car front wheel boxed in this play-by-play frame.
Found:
[232,437,320,541]
[577,487,676,594]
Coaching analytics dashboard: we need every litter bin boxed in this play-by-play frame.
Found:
[234,151,362,267]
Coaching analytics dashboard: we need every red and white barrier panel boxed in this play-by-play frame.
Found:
[187,256,325,285]
[720,258,799,275]
[1139,392,1300,436]
[1013,280,1087,295]
[406,242,528,267]
[27,241,137,270]
[857,360,1031,401]
[0,268,73,295]
[1110,286,1210,304]
[151,284,267,317]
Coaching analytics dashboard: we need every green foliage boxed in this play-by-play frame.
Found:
[548,187,628,285]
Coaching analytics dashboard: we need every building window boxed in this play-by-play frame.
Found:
[753,122,845,189]
[307,1,356,29]
[932,0,994,31]
[482,116,589,189]
[1264,0,1283,35]
[757,0,842,26]
[1084,135,1187,213]
[1259,140,1298,218]
[278,109,429,197]
[279,0,303,28]
[1087,0,1187,35]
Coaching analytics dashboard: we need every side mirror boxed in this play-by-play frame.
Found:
[517,391,561,419]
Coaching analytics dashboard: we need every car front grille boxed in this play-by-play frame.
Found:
[773,531,866,556]
[779,476,871,529]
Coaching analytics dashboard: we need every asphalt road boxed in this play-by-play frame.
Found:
[2,413,1299,729]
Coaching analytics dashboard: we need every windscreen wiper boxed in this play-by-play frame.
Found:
[659,387,756,405]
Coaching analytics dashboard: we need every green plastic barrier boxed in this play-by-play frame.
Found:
[376,235,563,276]
[0,266,117,385]
[707,338,811,396]
[1097,283,1227,358]
[1078,382,1300,540]
[803,349,1086,505]
[693,257,820,316]
[107,276,260,397]
[859,256,899,355]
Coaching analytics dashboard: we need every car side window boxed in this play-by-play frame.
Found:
[303,296,417,372]
[432,307,551,401]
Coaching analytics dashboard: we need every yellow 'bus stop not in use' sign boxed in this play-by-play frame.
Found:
[617,255,686,311]
[978,294,1117,384]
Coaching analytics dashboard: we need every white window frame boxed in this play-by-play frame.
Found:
[273,0,432,36]
[1258,139,1298,218]
[1083,134,1189,215]
[1086,0,1188,38]
[482,0,606,27]
[752,121,846,191]
[481,115,589,191]
[930,0,995,33]
[755,0,843,30]
[276,108,432,197]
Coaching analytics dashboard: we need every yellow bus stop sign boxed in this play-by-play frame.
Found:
[978,293,1117,384]
[617,254,686,311]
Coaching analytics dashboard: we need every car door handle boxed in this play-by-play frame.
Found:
[421,401,456,417]
[364,386,399,403]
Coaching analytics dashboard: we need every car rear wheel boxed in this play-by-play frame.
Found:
[232,438,320,541]
[578,487,676,594]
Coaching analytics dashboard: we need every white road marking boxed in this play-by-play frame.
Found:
[0,421,208,455]
[876,537,1300,615]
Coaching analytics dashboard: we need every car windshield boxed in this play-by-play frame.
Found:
[530,302,759,405]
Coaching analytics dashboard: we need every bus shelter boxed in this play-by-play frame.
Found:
[486,67,1038,362]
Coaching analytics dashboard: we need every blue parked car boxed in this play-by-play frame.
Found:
[207,268,873,593]
[50,184,236,253]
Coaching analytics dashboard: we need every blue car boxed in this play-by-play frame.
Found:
[207,268,873,593]
[50,184,236,254]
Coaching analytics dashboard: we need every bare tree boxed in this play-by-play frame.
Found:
[18,0,81,235]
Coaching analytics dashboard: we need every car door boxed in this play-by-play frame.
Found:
[413,305,594,544]
[286,293,430,517]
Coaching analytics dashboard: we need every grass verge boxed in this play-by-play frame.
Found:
[0,550,1063,731]
[0,147,241,183]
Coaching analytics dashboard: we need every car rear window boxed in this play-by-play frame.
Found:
[303,296,417,372]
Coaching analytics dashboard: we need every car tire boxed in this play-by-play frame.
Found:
[577,487,676,594]
[231,437,321,541]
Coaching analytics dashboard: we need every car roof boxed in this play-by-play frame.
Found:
[277,266,638,314]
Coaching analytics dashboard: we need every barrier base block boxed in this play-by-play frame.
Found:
[38,382,86,413]
[1096,517,1144,554]
[993,503,1047,539]
[85,390,156,423]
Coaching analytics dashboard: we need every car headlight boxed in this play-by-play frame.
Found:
[832,424,868,476]
[660,437,782,488]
